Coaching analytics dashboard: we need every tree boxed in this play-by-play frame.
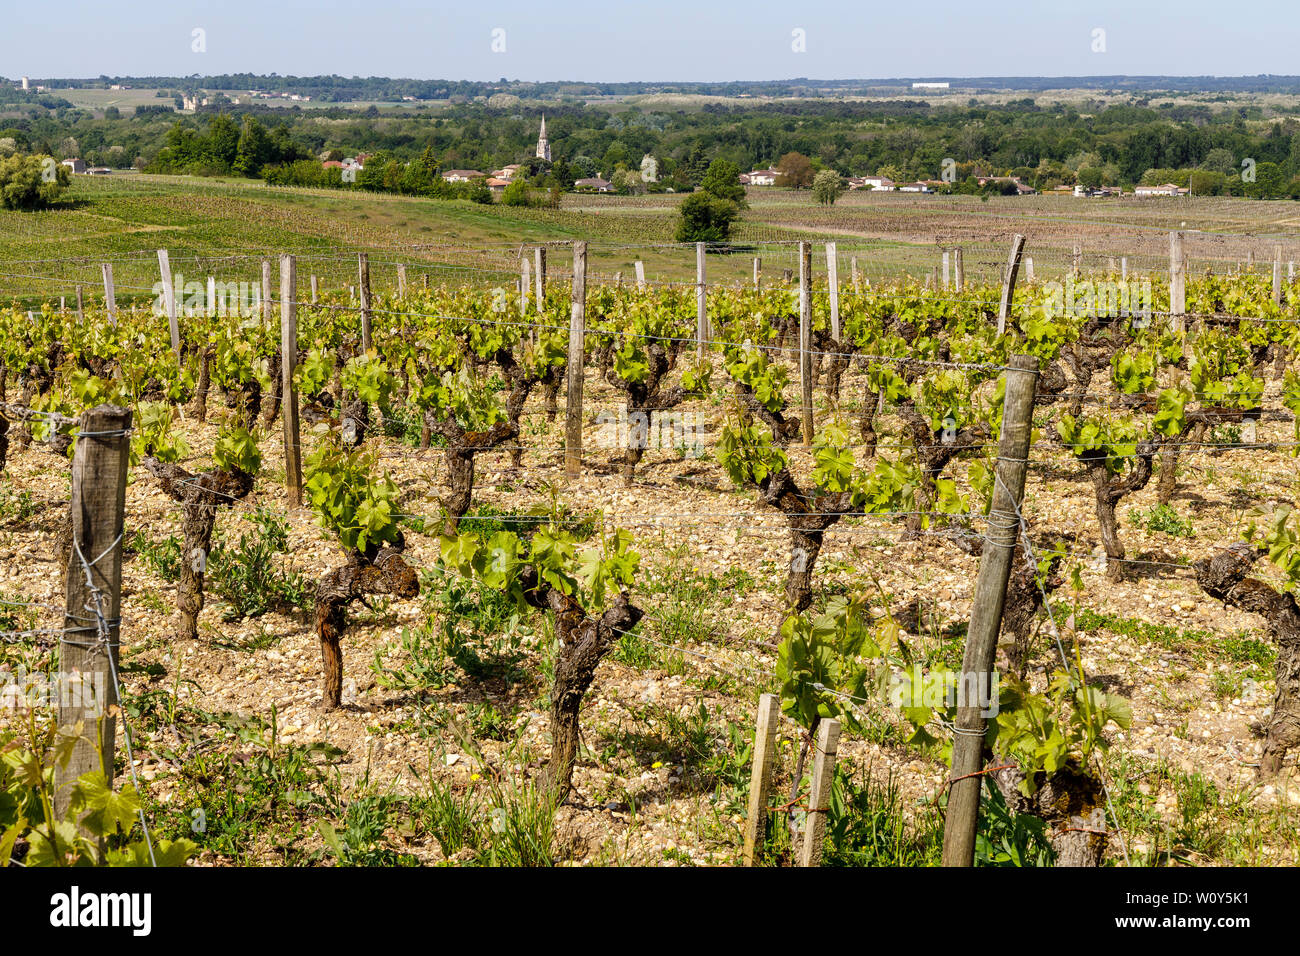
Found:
[674,158,746,244]
[232,116,271,177]
[776,151,814,188]
[675,193,737,243]
[1076,166,1104,190]
[501,177,531,206]
[0,153,70,210]
[698,159,745,203]
[812,169,845,205]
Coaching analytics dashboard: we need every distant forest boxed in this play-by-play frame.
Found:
[11,74,1300,99]
[4,75,1300,199]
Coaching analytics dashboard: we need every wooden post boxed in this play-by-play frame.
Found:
[310,274,319,305]
[397,263,407,298]
[752,256,761,291]
[953,247,964,292]
[261,258,273,327]
[534,246,546,314]
[280,255,302,508]
[1290,261,1295,281]
[1108,256,1117,275]
[1024,256,1034,283]
[696,242,708,362]
[783,268,793,284]
[798,718,842,868]
[157,249,180,360]
[634,259,646,289]
[996,234,1026,335]
[1273,245,1283,305]
[850,255,861,293]
[798,241,814,445]
[826,242,840,341]
[75,284,84,322]
[206,276,216,317]
[1121,257,1128,282]
[1071,244,1081,277]
[358,252,372,353]
[55,404,132,820]
[521,257,531,312]
[742,693,780,866]
[941,250,951,290]
[1169,231,1186,332]
[101,263,116,323]
[565,241,587,479]
[940,354,1038,867]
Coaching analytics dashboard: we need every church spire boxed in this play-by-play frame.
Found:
[536,114,551,162]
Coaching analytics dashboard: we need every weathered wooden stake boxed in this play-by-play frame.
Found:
[634,259,646,289]
[941,354,1038,867]
[75,284,84,322]
[953,246,964,292]
[55,405,132,821]
[1169,231,1186,332]
[261,258,273,327]
[850,255,861,293]
[1273,245,1283,305]
[157,249,180,359]
[799,241,814,445]
[207,276,216,317]
[798,718,842,868]
[1121,257,1128,281]
[996,234,1026,335]
[1024,255,1034,283]
[941,250,951,290]
[397,263,407,298]
[742,693,780,866]
[101,263,116,323]
[280,255,302,508]
[534,246,547,314]
[826,242,840,340]
[1072,244,1082,277]
[565,241,587,479]
[358,252,372,353]
[696,242,708,362]
[521,257,531,312]
[752,256,761,291]
[310,274,319,306]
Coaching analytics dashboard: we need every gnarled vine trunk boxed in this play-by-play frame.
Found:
[1195,543,1300,776]
[143,459,256,640]
[991,763,1109,866]
[315,544,420,709]
[519,568,642,804]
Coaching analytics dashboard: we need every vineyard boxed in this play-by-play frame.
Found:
[4,235,1300,869]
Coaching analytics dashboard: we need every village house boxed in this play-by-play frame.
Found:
[486,177,511,194]
[849,175,895,191]
[61,158,86,174]
[740,168,780,186]
[573,177,614,193]
[441,169,485,183]
[1134,183,1187,197]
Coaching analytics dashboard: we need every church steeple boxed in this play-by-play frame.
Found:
[536,114,551,162]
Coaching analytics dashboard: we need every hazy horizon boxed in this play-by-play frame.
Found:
[5,0,1297,84]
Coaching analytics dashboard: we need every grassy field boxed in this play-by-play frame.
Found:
[4,173,1300,302]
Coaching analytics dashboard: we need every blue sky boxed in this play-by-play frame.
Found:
[3,0,1294,81]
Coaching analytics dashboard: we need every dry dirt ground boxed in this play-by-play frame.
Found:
[2,354,1298,866]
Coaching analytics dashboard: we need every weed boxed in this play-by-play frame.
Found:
[1129,503,1194,538]
[208,507,311,620]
